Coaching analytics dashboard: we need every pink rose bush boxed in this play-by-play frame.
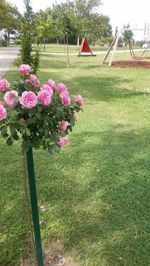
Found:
[0,64,84,153]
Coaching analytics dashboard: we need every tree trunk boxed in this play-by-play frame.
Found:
[43,38,46,52]
[77,37,80,50]
[66,37,70,68]
[64,37,66,55]
[7,31,10,46]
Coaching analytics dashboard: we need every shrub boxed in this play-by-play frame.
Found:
[0,38,7,47]
[0,64,84,153]
[14,39,21,45]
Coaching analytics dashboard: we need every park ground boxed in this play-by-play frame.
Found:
[0,44,150,266]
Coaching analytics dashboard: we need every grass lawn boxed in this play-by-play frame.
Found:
[36,43,108,53]
[0,49,150,265]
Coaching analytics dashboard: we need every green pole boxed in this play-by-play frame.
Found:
[26,148,43,266]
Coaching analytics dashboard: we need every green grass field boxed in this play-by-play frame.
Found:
[36,43,108,53]
[0,47,150,265]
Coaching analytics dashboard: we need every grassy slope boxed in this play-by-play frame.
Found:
[0,50,150,265]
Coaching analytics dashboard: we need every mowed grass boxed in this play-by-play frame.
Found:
[36,43,108,53]
[0,48,150,265]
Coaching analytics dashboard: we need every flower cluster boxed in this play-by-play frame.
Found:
[0,64,84,153]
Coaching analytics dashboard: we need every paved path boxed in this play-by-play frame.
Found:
[0,47,19,78]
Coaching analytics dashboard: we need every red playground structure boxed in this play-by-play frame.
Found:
[78,32,95,56]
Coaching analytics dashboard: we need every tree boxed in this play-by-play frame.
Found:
[34,11,53,50]
[74,0,102,34]
[20,0,40,73]
[88,14,112,44]
[51,2,78,66]
[123,24,134,46]
[0,0,21,45]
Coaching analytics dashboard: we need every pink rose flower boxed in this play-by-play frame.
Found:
[29,74,41,88]
[56,83,68,93]
[4,90,18,106]
[37,90,52,106]
[19,64,32,76]
[19,91,38,109]
[40,84,53,95]
[24,79,31,86]
[0,79,10,91]
[20,118,25,123]
[47,79,56,88]
[59,120,69,131]
[60,91,71,105]
[75,95,84,107]
[58,136,69,147]
[0,105,7,120]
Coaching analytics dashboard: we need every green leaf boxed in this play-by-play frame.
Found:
[1,126,8,138]
[44,129,49,138]
[35,112,41,119]
[37,105,43,112]
[6,137,13,146]
[25,128,31,136]
[12,132,19,140]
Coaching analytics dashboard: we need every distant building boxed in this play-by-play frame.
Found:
[0,29,20,45]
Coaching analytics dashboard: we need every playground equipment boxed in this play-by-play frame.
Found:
[103,23,150,66]
[78,32,96,56]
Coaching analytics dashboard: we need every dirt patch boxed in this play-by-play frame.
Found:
[107,60,150,68]
[20,243,79,266]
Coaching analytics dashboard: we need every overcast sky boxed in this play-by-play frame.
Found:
[8,0,150,38]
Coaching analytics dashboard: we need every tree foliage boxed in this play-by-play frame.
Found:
[32,0,112,45]
[123,24,134,45]
[20,0,40,73]
[0,0,21,31]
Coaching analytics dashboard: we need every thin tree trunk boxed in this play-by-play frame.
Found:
[66,37,70,68]
[77,37,80,50]
[64,37,66,55]
[43,38,46,52]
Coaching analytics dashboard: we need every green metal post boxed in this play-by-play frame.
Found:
[26,148,43,266]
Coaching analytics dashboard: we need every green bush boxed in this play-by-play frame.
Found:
[14,39,21,45]
[0,38,7,47]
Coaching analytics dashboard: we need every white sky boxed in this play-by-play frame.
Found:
[8,0,150,39]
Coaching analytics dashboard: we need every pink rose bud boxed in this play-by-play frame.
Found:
[56,83,68,93]
[19,64,32,76]
[60,91,71,105]
[59,120,69,131]
[0,105,7,120]
[0,79,10,91]
[29,74,41,88]
[19,91,38,109]
[75,95,84,107]
[24,79,31,86]
[20,118,25,123]
[4,90,18,106]
[58,136,69,147]
[40,84,53,95]
[47,79,56,88]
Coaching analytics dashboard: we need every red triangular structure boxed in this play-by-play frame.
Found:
[78,37,95,56]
